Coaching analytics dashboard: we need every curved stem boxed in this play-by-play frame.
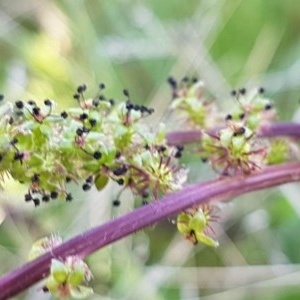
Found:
[1,162,300,299]
[166,122,300,145]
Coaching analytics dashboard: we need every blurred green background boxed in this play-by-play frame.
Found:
[1,1,300,299]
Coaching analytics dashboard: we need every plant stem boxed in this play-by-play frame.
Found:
[166,122,300,145]
[1,161,300,299]
[258,122,300,138]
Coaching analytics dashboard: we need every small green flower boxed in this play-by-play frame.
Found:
[28,235,62,261]
[123,145,187,199]
[177,206,219,247]
[199,121,266,175]
[169,77,217,129]
[266,139,289,165]
[44,256,93,299]
[228,88,276,130]
[51,259,68,284]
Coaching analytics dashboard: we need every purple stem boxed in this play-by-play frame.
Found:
[1,161,300,299]
[258,122,300,138]
[166,122,300,145]
[166,130,202,145]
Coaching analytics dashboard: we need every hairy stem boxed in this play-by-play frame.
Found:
[1,162,300,299]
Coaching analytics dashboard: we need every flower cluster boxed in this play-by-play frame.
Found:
[200,121,267,176]
[167,79,289,244]
[45,257,93,299]
[168,76,218,129]
[266,138,289,165]
[0,85,187,205]
[28,235,93,298]
[28,235,63,261]
[168,78,287,175]
[177,205,219,247]
[226,87,276,130]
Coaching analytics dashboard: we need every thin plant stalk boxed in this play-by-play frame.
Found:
[1,161,300,299]
[166,122,300,145]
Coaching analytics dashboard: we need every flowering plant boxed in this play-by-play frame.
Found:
[1,78,300,299]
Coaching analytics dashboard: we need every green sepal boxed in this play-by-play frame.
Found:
[31,127,48,148]
[88,110,102,123]
[220,128,233,147]
[195,232,219,248]
[132,154,142,167]
[252,96,270,112]
[28,237,48,261]
[18,120,37,131]
[170,97,184,109]
[267,139,288,165]
[97,100,111,111]
[0,135,11,149]
[59,139,74,151]
[0,102,13,118]
[14,132,34,149]
[188,80,204,96]
[45,275,60,292]
[68,107,85,116]
[70,285,94,299]
[246,114,260,130]
[140,150,152,165]
[156,123,166,144]
[94,174,109,191]
[177,213,191,234]
[68,265,85,286]
[83,161,101,172]
[85,132,105,142]
[28,248,45,261]
[189,210,207,232]
[39,123,52,137]
[28,236,62,261]
[232,136,246,153]
[29,153,44,167]
[50,259,68,284]
[114,124,128,138]
[10,162,28,182]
